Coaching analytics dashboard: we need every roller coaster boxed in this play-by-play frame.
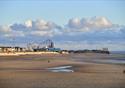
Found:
[27,39,54,51]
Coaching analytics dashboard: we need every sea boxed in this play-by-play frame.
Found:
[111,51,125,54]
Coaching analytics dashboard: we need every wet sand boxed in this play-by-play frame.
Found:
[0,53,125,88]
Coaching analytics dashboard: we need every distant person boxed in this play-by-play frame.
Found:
[123,70,125,73]
[48,60,50,63]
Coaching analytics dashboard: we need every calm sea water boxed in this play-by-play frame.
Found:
[111,51,125,54]
[93,59,125,64]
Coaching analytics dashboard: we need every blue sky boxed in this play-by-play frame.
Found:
[0,0,125,51]
[1,0,125,25]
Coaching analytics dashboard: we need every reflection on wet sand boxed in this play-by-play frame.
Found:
[47,66,74,72]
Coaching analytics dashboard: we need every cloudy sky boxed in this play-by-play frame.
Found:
[0,0,125,51]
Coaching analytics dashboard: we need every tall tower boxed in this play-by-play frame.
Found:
[46,39,54,48]
[50,41,54,48]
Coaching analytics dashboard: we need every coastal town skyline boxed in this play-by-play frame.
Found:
[0,0,125,51]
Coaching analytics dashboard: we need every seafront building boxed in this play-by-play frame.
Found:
[0,46,25,53]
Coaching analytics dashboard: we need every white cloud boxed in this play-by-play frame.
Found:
[30,31,53,37]
[0,25,11,33]
[7,19,62,37]
[33,19,49,30]
[0,17,124,38]
[68,18,82,29]
[0,25,25,38]
[25,19,62,36]
[10,20,61,37]
[4,31,25,37]
[66,16,113,33]
[25,20,32,28]
[30,19,60,31]
[87,16,112,28]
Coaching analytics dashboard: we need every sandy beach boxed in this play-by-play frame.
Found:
[0,53,125,88]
